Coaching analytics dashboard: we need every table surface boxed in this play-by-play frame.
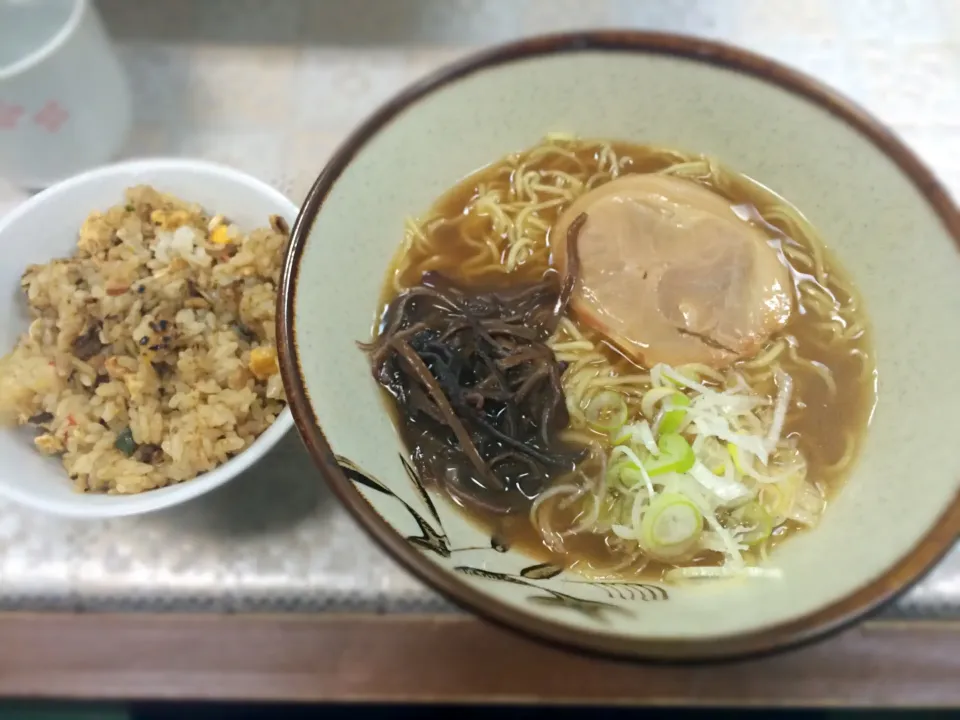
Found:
[2,614,960,706]
[2,0,960,705]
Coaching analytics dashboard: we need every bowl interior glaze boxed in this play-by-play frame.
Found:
[281,33,960,660]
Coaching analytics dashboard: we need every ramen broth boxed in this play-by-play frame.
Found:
[372,138,876,581]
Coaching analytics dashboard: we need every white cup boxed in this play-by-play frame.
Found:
[0,0,131,189]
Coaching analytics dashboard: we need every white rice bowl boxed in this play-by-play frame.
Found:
[0,159,296,517]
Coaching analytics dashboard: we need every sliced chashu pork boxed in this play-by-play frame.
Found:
[552,174,793,368]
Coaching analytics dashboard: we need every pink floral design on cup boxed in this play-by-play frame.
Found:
[33,100,69,133]
[0,102,24,131]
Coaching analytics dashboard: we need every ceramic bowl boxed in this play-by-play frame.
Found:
[279,32,960,661]
[0,158,296,518]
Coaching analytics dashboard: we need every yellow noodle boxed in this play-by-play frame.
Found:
[557,316,586,341]
[787,344,838,397]
[549,341,596,352]
[505,238,536,270]
[591,374,652,387]
[820,429,857,474]
[677,363,725,384]
[737,338,787,369]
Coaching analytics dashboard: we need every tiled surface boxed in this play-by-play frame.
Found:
[0,0,958,615]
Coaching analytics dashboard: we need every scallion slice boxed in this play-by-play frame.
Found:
[644,433,695,477]
[659,392,691,434]
[641,492,703,553]
[585,390,628,433]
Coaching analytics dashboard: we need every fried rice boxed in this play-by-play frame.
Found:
[0,186,288,494]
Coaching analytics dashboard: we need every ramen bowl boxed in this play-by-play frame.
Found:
[279,32,960,661]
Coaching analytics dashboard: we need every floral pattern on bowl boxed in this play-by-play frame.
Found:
[337,454,668,623]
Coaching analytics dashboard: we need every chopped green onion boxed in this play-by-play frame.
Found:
[115,427,136,457]
[606,457,645,488]
[659,392,691,434]
[607,457,650,491]
[612,421,658,456]
[657,364,708,393]
[689,461,751,503]
[619,466,647,488]
[733,501,773,545]
[606,459,631,487]
[608,445,657,497]
[727,442,749,473]
[644,433,695,477]
[641,492,703,553]
[634,421,659,455]
[662,373,683,388]
[640,386,678,419]
[584,390,628,433]
[759,481,792,520]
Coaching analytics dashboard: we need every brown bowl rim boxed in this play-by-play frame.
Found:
[277,30,960,663]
